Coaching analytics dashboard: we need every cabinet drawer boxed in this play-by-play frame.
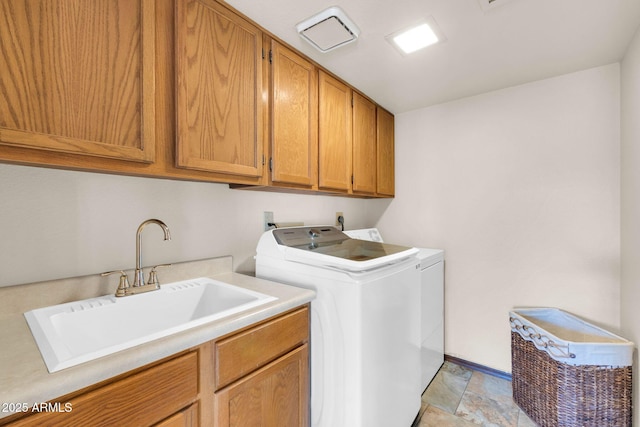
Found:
[7,352,198,427]
[215,306,309,390]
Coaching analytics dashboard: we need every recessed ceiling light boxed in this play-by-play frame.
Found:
[386,18,446,56]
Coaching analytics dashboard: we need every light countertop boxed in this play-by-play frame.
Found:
[0,257,314,420]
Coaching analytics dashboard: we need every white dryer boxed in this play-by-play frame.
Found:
[256,226,421,427]
[344,228,444,392]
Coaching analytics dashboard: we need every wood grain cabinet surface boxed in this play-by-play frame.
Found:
[175,0,264,178]
[318,70,353,192]
[214,345,309,427]
[154,403,199,427]
[0,0,156,163]
[268,40,318,188]
[318,71,394,196]
[213,306,310,427]
[4,352,198,427]
[214,305,309,390]
[352,93,378,195]
[376,107,395,196]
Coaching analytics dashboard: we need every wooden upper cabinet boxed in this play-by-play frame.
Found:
[175,0,263,177]
[0,0,155,162]
[318,71,352,191]
[376,106,395,196]
[352,93,377,195]
[0,0,393,197]
[269,40,318,187]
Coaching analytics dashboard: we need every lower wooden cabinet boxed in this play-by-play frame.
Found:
[155,403,199,427]
[214,345,309,427]
[212,306,310,427]
[4,352,199,427]
[2,305,310,427]
[214,305,309,389]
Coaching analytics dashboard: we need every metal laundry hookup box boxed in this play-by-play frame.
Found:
[509,308,634,427]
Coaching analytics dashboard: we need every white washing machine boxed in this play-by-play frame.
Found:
[256,226,421,427]
[344,228,444,392]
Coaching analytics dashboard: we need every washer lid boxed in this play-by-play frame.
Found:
[272,226,418,271]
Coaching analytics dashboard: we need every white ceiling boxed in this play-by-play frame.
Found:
[224,0,640,114]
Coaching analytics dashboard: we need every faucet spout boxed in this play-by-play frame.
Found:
[134,219,171,288]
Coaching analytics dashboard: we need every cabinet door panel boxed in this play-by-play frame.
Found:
[154,402,199,427]
[176,0,263,177]
[0,0,155,162]
[215,345,309,427]
[318,71,351,191]
[377,107,395,196]
[352,93,377,194]
[270,42,318,186]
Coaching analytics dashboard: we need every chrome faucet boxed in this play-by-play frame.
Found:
[102,219,172,297]
[133,219,171,288]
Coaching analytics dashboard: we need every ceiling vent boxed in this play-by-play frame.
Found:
[477,0,517,12]
[296,6,360,53]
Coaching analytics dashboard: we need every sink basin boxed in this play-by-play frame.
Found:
[24,277,277,373]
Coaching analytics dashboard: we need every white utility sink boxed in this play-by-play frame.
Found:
[24,277,277,373]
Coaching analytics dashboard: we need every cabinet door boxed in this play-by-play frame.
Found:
[352,92,377,195]
[318,71,352,191]
[377,106,395,196]
[176,0,263,177]
[270,41,318,187]
[154,403,198,427]
[0,0,155,163]
[214,344,309,427]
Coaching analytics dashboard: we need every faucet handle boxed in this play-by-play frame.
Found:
[147,264,172,288]
[101,270,131,297]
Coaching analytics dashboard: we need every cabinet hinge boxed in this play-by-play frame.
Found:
[351,96,354,108]
[351,175,354,184]
[269,50,273,64]
[262,48,265,60]
[262,155,265,165]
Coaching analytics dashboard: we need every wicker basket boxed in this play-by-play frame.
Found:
[510,309,633,427]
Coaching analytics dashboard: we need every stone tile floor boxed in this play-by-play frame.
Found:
[414,361,538,427]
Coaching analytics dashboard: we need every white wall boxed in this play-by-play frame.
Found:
[0,164,385,287]
[0,58,628,384]
[621,24,640,427]
[378,64,621,372]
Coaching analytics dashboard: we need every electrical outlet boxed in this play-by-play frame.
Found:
[264,211,274,231]
[335,212,344,227]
